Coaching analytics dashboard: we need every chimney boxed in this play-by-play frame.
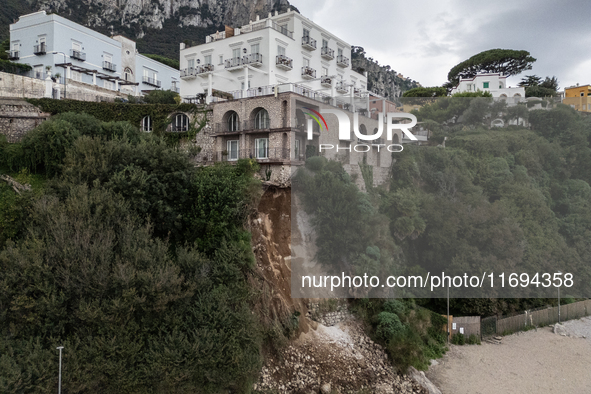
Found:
[275,10,279,16]
[180,42,186,50]
[256,15,260,21]
[268,12,272,19]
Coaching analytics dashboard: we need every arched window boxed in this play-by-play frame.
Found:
[172,113,189,132]
[142,116,152,132]
[227,111,239,132]
[124,67,133,81]
[254,108,270,129]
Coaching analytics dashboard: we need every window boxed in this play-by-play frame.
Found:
[124,67,132,81]
[322,67,328,76]
[227,140,239,161]
[232,48,240,59]
[255,138,269,159]
[483,82,489,89]
[173,114,189,132]
[104,54,112,63]
[142,116,152,132]
[219,55,223,65]
[581,92,585,97]
[251,43,260,54]
[204,55,212,65]
[71,70,82,82]
[254,109,270,129]
[187,58,195,69]
[338,48,343,57]
[39,36,46,46]
[228,112,239,131]
[295,139,300,159]
[277,46,286,56]
[303,28,310,38]
[322,39,328,49]
[240,80,251,90]
[34,65,43,79]
[303,58,310,67]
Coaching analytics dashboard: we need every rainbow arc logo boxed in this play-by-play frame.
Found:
[303,107,328,131]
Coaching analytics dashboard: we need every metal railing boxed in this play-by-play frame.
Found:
[321,76,332,86]
[225,57,242,69]
[34,44,46,55]
[337,55,349,67]
[214,148,291,162]
[181,67,196,78]
[243,120,271,131]
[142,76,161,87]
[215,122,242,133]
[302,36,317,50]
[321,47,334,59]
[102,61,117,72]
[336,81,348,92]
[276,55,293,70]
[301,66,316,79]
[8,50,19,60]
[243,53,263,66]
[247,85,274,97]
[70,49,86,61]
[271,22,293,39]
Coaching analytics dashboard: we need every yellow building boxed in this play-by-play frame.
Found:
[563,84,591,112]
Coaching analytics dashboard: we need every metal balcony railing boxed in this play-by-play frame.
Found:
[301,36,317,50]
[243,120,271,131]
[276,55,293,70]
[34,44,46,55]
[142,76,161,87]
[337,55,349,67]
[271,22,294,39]
[70,49,86,61]
[225,57,242,69]
[215,122,242,133]
[102,61,117,72]
[336,81,348,92]
[321,76,332,87]
[8,50,19,60]
[243,53,263,66]
[181,67,197,78]
[321,47,334,59]
[215,148,290,162]
[301,66,316,79]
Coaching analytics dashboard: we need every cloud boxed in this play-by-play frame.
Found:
[292,0,591,88]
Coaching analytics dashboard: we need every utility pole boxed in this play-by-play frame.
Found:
[57,346,64,394]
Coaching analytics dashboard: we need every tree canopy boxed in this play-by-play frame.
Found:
[402,87,447,98]
[446,49,536,88]
[519,75,560,97]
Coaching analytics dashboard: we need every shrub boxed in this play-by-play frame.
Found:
[305,156,327,172]
[467,334,481,345]
[383,299,406,316]
[452,333,465,345]
[375,312,404,342]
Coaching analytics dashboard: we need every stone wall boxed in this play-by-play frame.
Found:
[0,71,130,102]
[0,98,50,142]
[307,301,350,327]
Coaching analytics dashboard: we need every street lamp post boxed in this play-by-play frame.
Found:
[557,270,561,323]
[57,346,64,394]
[52,52,67,99]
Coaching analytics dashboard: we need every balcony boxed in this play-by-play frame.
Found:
[70,49,86,61]
[271,22,294,39]
[243,120,271,131]
[225,57,243,70]
[321,47,334,60]
[301,66,316,80]
[337,55,349,68]
[198,64,215,77]
[143,76,161,87]
[215,122,242,134]
[336,81,348,93]
[243,53,263,67]
[102,61,117,72]
[321,76,332,88]
[181,67,197,79]
[33,44,46,55]
[301,36,317,51]
[276,55,293,70]
[215,148,290,162]
[8,50,19,60]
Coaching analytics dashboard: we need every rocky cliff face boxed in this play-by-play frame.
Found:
[352,46,420,100]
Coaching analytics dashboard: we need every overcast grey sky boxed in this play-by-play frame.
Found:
[292,0,591,90]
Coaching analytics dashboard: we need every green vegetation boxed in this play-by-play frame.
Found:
[0,113,298,393]
[143,53,180,70]
[518,75,560,97]
[352,299,448,371]
[445,49,536,90]
[403,87,447,98]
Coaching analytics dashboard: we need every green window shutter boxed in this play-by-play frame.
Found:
[483,82,489,89]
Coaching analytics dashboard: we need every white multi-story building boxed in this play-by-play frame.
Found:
[179,9,368,105]
[450,73,525,99]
